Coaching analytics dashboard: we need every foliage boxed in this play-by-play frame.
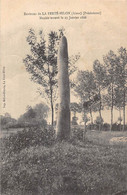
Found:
[93,60,107,116]
[18,103,49,126]
[71,127,84,140]
[74,70,96,101]
[2,126,55,154]
[111,123,127,131]
[116,47,127,130]
[93,60,107,89]
[70,102,82,116]
[103,48,127,130]
[94,116,104,125]
[74,70,97,124]
[73,47,127,129]
[1,113,17,129]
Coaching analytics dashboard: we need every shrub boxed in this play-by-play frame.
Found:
[86,123,95,131]
[112,123,121,131]
[71,127,83,141]
[2,126,55,154]
[71,116,78,125]
[102,123,110,131]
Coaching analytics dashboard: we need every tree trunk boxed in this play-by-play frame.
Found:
[110,107,113,131]
[89,108,93,124]
[123,88,126,131]
[99,87,102,118]
[49,79,54,126]
[89,106,93,130]
[51,97,54,126]
[88,95,93,127]
[110,83,114,131]
[99,87,102,131]
[98,106,101,131]
[119,107,121,131]
[83,122,87,141]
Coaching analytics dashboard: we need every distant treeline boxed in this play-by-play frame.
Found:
[1,103,49,129]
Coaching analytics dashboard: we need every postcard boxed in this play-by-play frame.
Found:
[1,0,127,194]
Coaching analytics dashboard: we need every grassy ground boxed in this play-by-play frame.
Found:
[1,128,127,195]
[86,130,127,145]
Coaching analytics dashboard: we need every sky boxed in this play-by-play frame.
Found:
[0,0,127,123]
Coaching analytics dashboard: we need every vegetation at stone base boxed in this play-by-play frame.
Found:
[1,127,127,195]
[1,126,55,154]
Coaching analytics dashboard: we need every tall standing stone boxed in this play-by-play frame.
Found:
[56,36,70,140]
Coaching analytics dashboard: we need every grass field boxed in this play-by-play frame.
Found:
[1,128,127,195]
[86,130,127,145]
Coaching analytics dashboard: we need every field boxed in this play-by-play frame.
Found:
[1,127,127,195]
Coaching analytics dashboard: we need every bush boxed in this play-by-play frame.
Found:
[102,123,110,131]
[86,123,95,131]
[71,116,78,125]
[2,126,55,154]
[71,127,83,141]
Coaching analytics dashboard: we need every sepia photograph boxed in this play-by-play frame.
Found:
[0,0,127,194]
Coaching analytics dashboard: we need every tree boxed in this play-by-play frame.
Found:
[70,102,82,117]
[82,113,89,141]
[103,50,118,131]
[70,102,82,125]
[74,70,97,124]
[1,113,17,128]
[26,106,36,119]
[23,29,80,126]
[117,116,122,131]
[116,47,127,131]
[94,116,104,131]
[114,86,123,130]
[34,103,49,120]
[18,103,49,126]
[93,60,107,119]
